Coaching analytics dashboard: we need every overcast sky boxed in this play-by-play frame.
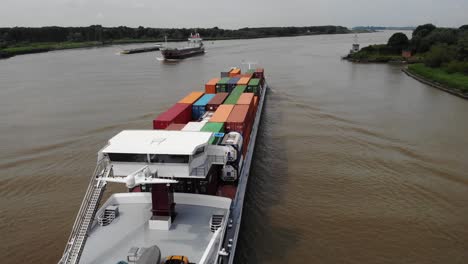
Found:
[1,0,466,28]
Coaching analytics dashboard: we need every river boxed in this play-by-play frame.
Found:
[1,31,467,264]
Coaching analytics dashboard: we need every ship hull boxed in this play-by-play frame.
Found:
[221,82,268,264]
[161,47,205,60]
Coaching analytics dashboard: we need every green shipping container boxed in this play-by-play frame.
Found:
[201,122,225,144]
[224,85,247,104]
[246,78,260,95]
[246,69,256,74]
[216,77,230,93]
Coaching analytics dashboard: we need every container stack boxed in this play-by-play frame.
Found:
[182,121,208,132]
[192,94,216,120]
[228,68,241,77]
[206,93,228,111]
[153,103,192,129]
[224,85,246,104]
[227,77,240,93]
[201,122,225,145]
[205,78,219,94]
[153,91,204,129]
[216,77,230,93]
[152,68,265,151]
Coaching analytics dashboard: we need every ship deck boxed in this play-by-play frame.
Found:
[80,193,230,264]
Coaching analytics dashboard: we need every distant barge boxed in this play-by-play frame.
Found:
[120,44,162,54]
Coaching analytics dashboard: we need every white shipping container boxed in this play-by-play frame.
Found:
[182,121,208,132]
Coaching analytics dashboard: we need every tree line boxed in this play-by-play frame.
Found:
[356,24,468,73]
[0,25,350,46]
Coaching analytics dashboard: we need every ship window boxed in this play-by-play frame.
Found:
[194,146,205,156]
[149,154,189,164]
[107,153,148,163]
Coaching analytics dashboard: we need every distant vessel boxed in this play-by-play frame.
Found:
[59,67,267,264]
[160,33,205,60]
[120,44,162,54]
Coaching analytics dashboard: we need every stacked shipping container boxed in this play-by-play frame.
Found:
[224,85,246,104]
[153,68,264,156]
[178,91,204,104]
[205,78,219,94]
[227,78,240,93]
[206,93,228,111]
[192,94,215,120]
[228,68,241,77]
[182,121,207,132]
[209,105,234,123]
[153,103,192,129]
[216,77,230,93]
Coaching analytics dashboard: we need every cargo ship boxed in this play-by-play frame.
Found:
[59,67,267,264]
[120,44,163,55]
[160,33,205,60]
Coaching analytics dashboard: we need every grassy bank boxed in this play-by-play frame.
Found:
[408,63,468,92]
[0,41,104,57]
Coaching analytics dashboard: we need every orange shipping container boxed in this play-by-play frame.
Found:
[237,77,251,85]
[237,93,254,105]
[237,93,255,123]
[205,78,219,94]
[178,91,204,104]
[228,68,241,77]
[209,105,234,123]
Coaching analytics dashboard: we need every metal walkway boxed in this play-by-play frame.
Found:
[59,160,111,264]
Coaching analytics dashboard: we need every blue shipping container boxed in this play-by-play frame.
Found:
[192,94,216,119]
[227,77,240,93]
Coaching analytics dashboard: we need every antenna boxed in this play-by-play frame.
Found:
[241,60,258,70]
[165,35,168,48]
[353,34,358,44]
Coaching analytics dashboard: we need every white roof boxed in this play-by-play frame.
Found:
[102,130,212,155]
[182,121,207,132]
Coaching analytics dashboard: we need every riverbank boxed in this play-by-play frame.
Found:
[0,29,352,59]
[403,64,468,99]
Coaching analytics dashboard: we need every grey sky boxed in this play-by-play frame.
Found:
[1,0,466,28]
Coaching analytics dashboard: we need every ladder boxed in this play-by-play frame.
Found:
[59,160,110,264]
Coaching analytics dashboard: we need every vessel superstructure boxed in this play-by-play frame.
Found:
[160,33,205,60]
[59,67,267,264]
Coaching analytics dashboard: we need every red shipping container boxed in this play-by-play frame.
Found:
[206,92,229,111]
[153,103,192,129]
[225,104,251,135]
[254,68,264,79]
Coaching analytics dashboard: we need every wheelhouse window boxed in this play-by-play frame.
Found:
[149,154,189,164]
[193,146,205,156]
[107,153,148,162]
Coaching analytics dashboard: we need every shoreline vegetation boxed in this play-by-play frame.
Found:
[406,64,468,97]
[344,24,468,97]
[0,25,351,59]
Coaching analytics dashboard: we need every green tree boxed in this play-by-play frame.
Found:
[424,43,456,67]
[413,23,436,38]
[457,31,468,61]
[387,32,409,52]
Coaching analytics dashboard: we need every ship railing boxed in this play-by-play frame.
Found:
[59,158,111,264]
[199,228,222,264]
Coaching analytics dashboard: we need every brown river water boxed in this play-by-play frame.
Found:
[1,31,467,264]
